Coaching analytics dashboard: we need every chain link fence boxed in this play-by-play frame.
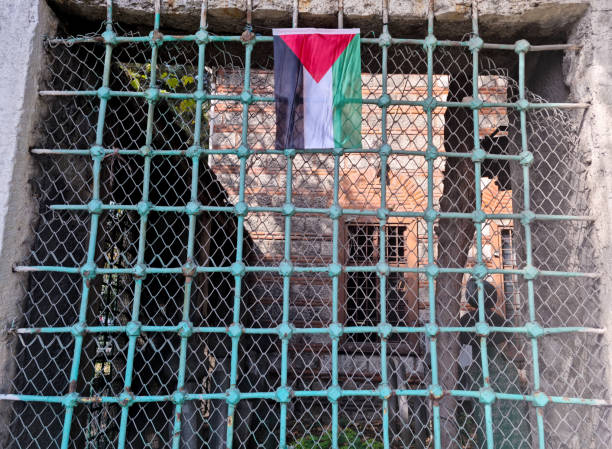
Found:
[2,4,609,449]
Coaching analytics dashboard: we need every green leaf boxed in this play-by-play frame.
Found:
[179,99,196,112]
[181,75,195,87]
[166,76,180,89]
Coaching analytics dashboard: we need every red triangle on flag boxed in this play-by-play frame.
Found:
[280,33,355,83]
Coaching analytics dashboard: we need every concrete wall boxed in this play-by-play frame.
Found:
[565,0,612,439]
[0,0,58,442]
[47,0,589,41]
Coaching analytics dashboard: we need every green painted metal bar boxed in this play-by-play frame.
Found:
[9,323,607,337]
[170,2,209,446]
[38,89,591,110]
[329,113,341,449]
[58,2,114,447]
[42,201,597,223]
[379,7,391,449]
[278,146,295,449]
[29,147,580,163]
[45,33,579,53]
[1,390,607,406]
[515,38,548,449]
[423,4,443,449]
[222,27,255,449]
[116,2,161,447]
[469,8,496,449]
[13,263,602,281]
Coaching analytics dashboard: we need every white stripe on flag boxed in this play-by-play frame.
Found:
[303,66,334,149]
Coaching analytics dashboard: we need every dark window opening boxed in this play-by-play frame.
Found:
[386,225,406,264]
[345,224,410,342]
[500,228,517,321]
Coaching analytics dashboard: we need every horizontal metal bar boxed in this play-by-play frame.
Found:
[0,390,606,406]
[13,263,600,278]
[44,202,595,224]
[10,324,605,336]
[37,89,590,109]
[45,34,579,53]
[29,147,527,161]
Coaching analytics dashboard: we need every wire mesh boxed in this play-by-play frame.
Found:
[2,5,609,449]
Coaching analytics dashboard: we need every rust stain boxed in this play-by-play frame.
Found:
[68,380,78,393]
[173,412,182,437]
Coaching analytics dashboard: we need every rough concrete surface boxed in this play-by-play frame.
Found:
[0,0,57,442]
[47,0,589,40]
[565,0,612,437]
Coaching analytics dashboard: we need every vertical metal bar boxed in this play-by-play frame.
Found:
[427,0,434,36]
[225,22,254,448]
[292,0,298,28]
[516,41,546,449]
[382,0,389,26]
[424,1,441,448]
[278,153,294,449]
[330,148,341,449]
[116,1,161,448]
[469,2,495,448]
[169,1,209,447]
[338,0,344,28]
[246,0,253,30]
[379,4,390,448]
[59,2,114,448]
[201,0,208,30]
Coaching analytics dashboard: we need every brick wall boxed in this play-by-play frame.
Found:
[208,68,514,385]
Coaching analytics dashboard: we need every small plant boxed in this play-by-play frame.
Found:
[291,427,384,449]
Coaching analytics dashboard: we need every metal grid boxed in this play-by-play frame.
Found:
[2,1,610,449]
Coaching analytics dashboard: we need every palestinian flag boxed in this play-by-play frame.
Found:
[273,28,362,150]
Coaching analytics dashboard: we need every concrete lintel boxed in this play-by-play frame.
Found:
[48,0,588,41]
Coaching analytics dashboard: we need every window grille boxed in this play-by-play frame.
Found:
[345,224,412,343]
[2,1,609,449]
[499,228,518,316]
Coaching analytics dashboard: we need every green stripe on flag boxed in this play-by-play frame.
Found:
[332,34,362,148]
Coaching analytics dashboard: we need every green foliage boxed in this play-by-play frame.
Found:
[291,428,383,449]
[116,61,208,139]
[165,76,180,89]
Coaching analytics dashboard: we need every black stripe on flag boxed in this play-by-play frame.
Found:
[274,35,304,150]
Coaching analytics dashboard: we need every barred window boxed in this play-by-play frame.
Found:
[344,223,415,343]
[3,2,608,449]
